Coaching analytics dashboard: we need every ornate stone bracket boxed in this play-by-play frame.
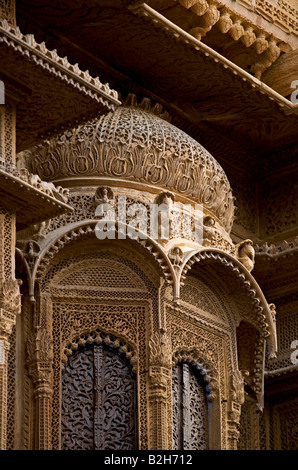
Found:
[176,0,291,79]
[235,239,255,272]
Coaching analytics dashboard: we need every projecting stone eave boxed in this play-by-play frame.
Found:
[0,168,74,230]
[0,18,121,151]
[133,3,298,115]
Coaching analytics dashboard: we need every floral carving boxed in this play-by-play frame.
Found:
[61,344,137,450]
[27,107,235,233]
[0,279,22,316]
[149,329,172,369]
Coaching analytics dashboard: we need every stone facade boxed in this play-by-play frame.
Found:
[0,0,296,450]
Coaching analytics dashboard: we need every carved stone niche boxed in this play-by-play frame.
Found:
[94,186,114,206]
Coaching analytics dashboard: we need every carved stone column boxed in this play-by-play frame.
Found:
[27,327,53,450]
[0,278,22,449]
[227,370,247,450]
[148,329,172,450]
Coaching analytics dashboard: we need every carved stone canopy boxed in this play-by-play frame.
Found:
[28,106,235,233]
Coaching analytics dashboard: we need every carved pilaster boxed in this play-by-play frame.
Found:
[148,329,172,450]
[227,370,247,450]
[27,327,53,450]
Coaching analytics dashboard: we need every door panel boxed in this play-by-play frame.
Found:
[172,362,208,450]
[61,344,137,450]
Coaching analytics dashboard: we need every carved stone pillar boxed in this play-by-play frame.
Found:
[27,328,53,450]
[227,370,247,450]
[0,278,22,449]
[148,329,172,450]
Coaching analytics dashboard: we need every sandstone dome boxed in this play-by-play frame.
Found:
[27,105,235,232]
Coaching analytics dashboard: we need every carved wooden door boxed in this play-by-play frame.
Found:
[172,363,208,450]
[61,344,137,450]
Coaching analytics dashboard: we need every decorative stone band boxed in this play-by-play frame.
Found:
[0,166,73,230]
[2,161,69,203]
[255,237,298,257]
[230,0,298,37]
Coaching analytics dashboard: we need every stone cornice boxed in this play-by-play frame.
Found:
[0,18,121,150]
[255,237,298,258]
[0,19,119,106]
[0,166,73,230]
[133,3,298,115]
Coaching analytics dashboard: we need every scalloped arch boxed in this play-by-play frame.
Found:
[178,247,277,357]
[62,326,138,373]
[172,346,219,402]
[31,220,176,296]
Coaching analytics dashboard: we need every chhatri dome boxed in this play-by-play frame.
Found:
[27,99,235,235]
